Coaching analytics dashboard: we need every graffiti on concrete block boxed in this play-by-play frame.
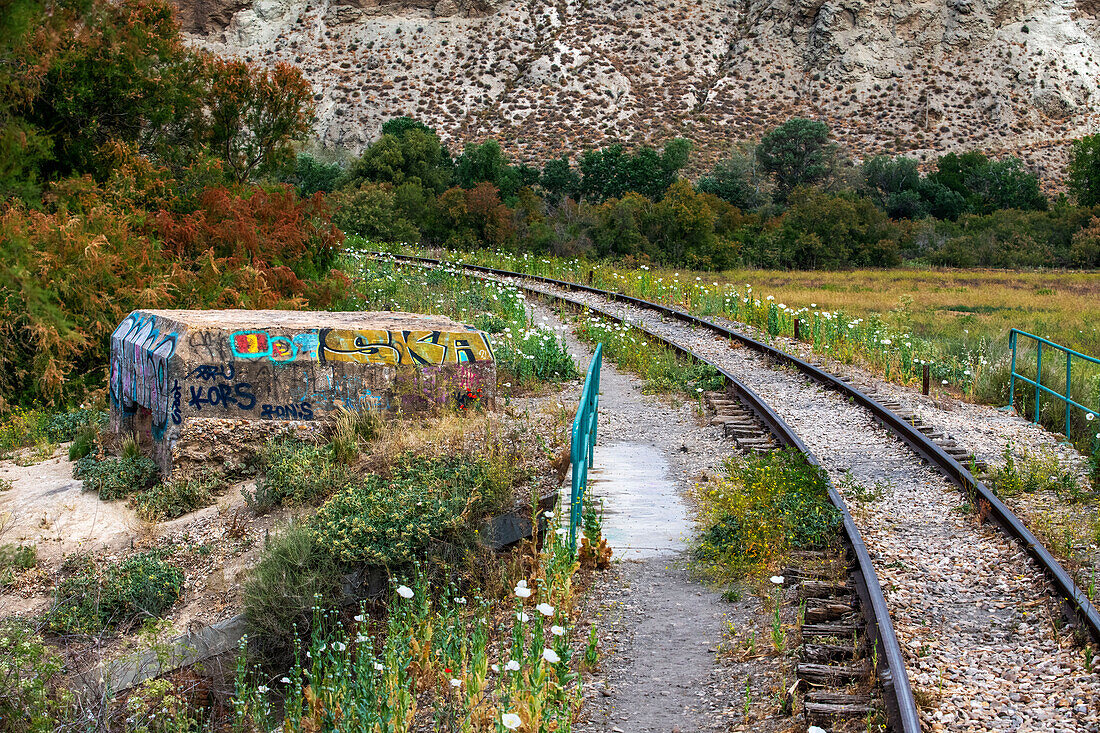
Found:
[187,383,257,411]
[186,364,235,381]
[171,381,182,426]
[318,329,494,366]
[260,402,315,420]
[109,312,179,438]
[230,331,318,363]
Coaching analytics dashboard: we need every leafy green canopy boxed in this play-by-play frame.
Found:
[757,118,837,203]
[1069,134,1100,207]
[0,0,315,199]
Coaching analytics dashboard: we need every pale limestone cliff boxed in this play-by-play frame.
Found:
[179,0,1100,180]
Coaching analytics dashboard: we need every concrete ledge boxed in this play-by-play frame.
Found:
[108,310,496,473]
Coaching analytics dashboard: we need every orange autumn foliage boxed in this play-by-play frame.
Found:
[0,183,349,410]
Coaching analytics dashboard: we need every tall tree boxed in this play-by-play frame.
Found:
[540,155,581,204]
[1069,134,1100,207]
[757,118,837,203]
[28,0,202,180]
[861,156,924,219]
[206,58,314,185]
[346,125,452,194]
[0,0,74,199]
[455,139,510,190]
[698,146,770,211]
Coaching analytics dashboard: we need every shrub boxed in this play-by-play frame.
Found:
[1,182,349,411]
[124,676,202,733]
[49,552,184,634]
[43,409,107,442]
[248,438,352,511]
[309,454,503,566]
[73,453,159,501]
[0,544,37,587]
[331,182,421,244]
[692,450,841,574]
[131,469,225,521]
[0,409,50,453]
[285,153,344,196]
[989,445,1085,501]
[0,620,71,731]
[67,428,96,461]
[241,524,342,668]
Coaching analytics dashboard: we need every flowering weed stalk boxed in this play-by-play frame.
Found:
[343,247,577,388]
[232,514,588,732]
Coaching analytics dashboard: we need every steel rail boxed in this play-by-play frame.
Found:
[375,252,921,732]
[379,251,1100,649]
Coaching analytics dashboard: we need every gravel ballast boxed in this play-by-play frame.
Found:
[500,274,1100,732]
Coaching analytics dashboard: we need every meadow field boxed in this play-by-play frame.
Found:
[706,266,1100,358]
[390,245,1100,456]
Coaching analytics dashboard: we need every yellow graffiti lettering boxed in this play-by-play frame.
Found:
[319,329,493,365]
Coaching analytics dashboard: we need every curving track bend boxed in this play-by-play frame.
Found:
[382,254,1100,731]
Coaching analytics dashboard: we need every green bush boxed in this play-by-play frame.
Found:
[131,470,225,521]
[0,409,51,452]
[241,524,342,668]
[309,454,501,566]
[67,428,96,461]
[0,544,37,587]
[48,552,184,635]
[44,409,107,442]
[0,620,71,731]
[0,407,106,454]
[248,438,352,511]
[692,450,841,573]
[73,453,159,501]
[989,445,1085,501]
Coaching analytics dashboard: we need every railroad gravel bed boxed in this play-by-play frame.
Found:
[525,300,798,732]
[504,276,1100,732]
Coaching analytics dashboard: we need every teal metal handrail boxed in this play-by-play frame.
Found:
[570,343,603,550]
[1007,329,1100,443]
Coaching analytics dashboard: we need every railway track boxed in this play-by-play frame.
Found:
[375,252,1100,731]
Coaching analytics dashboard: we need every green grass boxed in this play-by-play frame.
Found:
[690,450,841,580]
[571,312,724,396]
[402,246,1100,459]
[344,245,578,389]
[48,552,184,635]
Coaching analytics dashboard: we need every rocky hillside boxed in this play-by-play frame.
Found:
[181,0,1100,180]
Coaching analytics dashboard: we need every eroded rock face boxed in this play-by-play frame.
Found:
[180,0,1100,181]
[175,0,251,33]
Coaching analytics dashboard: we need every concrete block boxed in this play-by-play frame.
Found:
[108,309,496,473]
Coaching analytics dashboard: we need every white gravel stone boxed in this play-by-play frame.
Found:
[495,274,1100,732]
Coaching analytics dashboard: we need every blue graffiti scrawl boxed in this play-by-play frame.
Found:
[109,312,179,439]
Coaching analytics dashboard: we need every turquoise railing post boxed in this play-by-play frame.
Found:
[1066,351,1073,441]
[1008,329,1017,410]
[1036,341,1043,424]
[1006,329,1100,445]
[570,343,603,551]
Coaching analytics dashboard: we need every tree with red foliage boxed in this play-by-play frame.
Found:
[206,59,315,185]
